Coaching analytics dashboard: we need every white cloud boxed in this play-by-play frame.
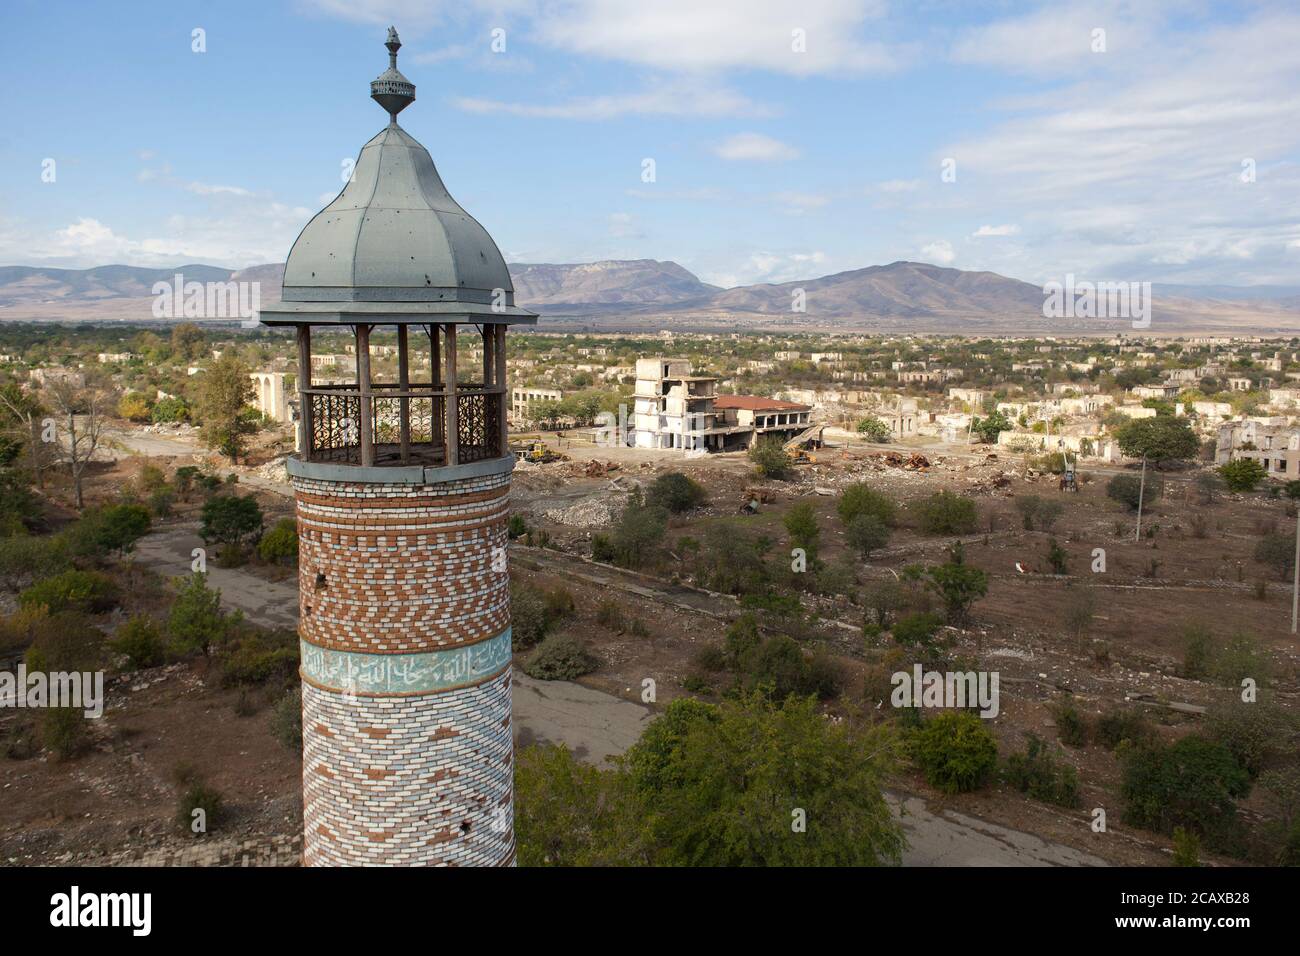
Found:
[877,178,920,193]
[453,83,768,120]
[185,182,254,197]
[713,132,800,162]
[534,0,903,76]
[920,239,955,265]
[973,224,1019,237]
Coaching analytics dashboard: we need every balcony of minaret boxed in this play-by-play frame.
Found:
[291,320,510,470]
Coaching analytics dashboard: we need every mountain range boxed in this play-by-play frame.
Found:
[1,259,1298,333]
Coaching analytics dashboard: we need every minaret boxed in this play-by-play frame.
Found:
[258,29,536,866]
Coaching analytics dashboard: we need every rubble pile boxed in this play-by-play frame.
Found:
[541,493,627,529]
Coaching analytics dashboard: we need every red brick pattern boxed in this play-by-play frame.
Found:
[293,474,511,653]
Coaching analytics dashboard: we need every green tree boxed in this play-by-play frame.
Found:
[970,410,1011,444]
[783,501,820,562]
[910,711,998,794]
[837,482,897,527]
[1114,416,1199,464]
[1218,458,1267,492]
[1107,473,1163,511]
[168,573,232,658]
[748,436,791,480]
[1121,736,1250,849]
[855,417,891,442]
[846,513,890,558]
[195,352,256,462]
[200,494,264,548]
[927,561,988,626]
[910,491,978,535]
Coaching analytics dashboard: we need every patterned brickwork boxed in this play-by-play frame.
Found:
[294,463,515,867]
[292,473,511,653]
[302,668,514,866]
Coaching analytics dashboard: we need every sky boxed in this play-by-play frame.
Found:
[1,0,1298,289]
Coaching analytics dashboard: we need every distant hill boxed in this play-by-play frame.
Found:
[1,258,1297,333]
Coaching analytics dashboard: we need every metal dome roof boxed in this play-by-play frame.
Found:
[260,28,534,327]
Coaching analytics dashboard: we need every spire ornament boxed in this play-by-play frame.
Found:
[370,26,415,123]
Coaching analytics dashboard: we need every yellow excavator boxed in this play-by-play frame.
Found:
[783,423,826,465]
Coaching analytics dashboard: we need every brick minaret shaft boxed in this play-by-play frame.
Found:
[296,464,515,866]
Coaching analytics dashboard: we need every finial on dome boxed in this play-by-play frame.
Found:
[370,26,415,124]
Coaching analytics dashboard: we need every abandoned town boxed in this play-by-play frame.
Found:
[1,6,1298,932]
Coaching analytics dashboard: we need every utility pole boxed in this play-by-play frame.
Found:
[1134,454,1148,542]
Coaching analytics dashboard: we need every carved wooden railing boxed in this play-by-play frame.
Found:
[302,382,502,465]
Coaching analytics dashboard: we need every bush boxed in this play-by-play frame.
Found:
[748,436,791,480]
[1094,708,1154,751]
[1106,473,1164,511]
[524,633,599,681]
[734,634,838,701]
[646,472,708,513]
[1121,736,1250,849]
[176,781,226,836]
[200,494,263,547]
[511,582,557,650]
[1014,495,1064,531]
[61,504,152,558]
[910,491,978,535]
[1182,624,1214,679]
[1172,827,1201,867]
[845,513,890,558]
[507,514,528,539]
[910,711,998,794]
[109,615,166,670]
[148,488,174,519]
[1185,630,1272,687]
[19,569,119,615]
[257,517,298,564]
[22,611,104,674]
[595,599,625,632]
[40,707,87,760]
[1204,699,1297,778]
[1218,458,1267,492]
[270,687,302,750]
[838,483,897,527]
[1004,735,1081,807]
[1051,700,1089,747]
[856,417,891,442]
[168,573,232,658]
[891,612,944,650]
[926,561,988,626]
[217,629,298,688]
[723,614,762,668]
[598,493,667,569]
[1254,533,1295,581]
[0,534,71,595]
[152,396,190,424]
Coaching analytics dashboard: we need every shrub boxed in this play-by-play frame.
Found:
[926,561,988,626]
[1051,700,1089,747]
[748,436,791,480]
[723,614,762,668]
[1015,495,1065,531]
[270,688,302,750]
[257,517,299,564]
[1218,458,1267,492]
[22,611,104,674]
[19,569,119,615]
[1182,624,1214,679]
[511,583,553,650]
[1204,699,1297,778]
[200,494,263,547]
[863,579,908,629]
[846,513,890,558]
[1121,736,1250,849]
[1094,708,1154,751]
[151,396,190,424]
[109,615,166,670]
[168,573,231,658]
[217,629,299,688]
[838,483,897,527]
[598,493,667,569]
[856,417,892,442]
[61,504,152,558]
[910,491,978,535]
[595,599,625,632]
[524,634,599,681]
[1106,473,1163,511]
[783,501,820,562]
[910,711,998,794]
[1254,533,1296,581]
[40,707,87,760]
[1172,827,1201,866]
[0,534,71,595]
[891,612,944,650]
[1004,735,1081,807]
[177,781,225,836]
[507,514,528,539]
[735,634,838,701]
[148,488,174,518]
[646,472,708,513]
[1046,538,1069,574]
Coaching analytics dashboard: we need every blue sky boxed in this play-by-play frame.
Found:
[2,0,1298,289]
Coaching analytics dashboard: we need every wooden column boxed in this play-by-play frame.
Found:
[296,324,313,459]
[495,323,508,456]
[356,324,373,467]
[428,324,444,453]
[444,323,458,467]
[482,324,494,386]
[397,324,411,464]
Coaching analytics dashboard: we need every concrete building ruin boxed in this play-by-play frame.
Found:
[257,29,536,866]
